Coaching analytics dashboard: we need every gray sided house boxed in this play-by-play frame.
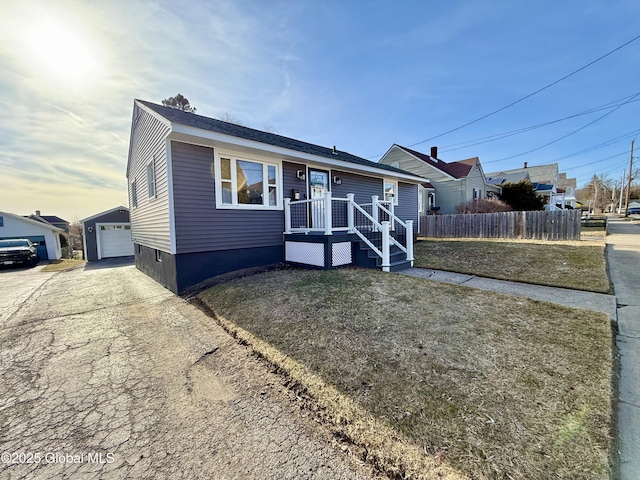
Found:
[81,206,134,261]
[126,100,428,294]
[379,145,500,215]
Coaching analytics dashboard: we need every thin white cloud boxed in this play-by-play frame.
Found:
[47,102,87,125]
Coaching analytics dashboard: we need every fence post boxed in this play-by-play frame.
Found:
[324,191,332,235]
[284,198,291,234]
[346,193,355,233]
[406,219,414,266]
[381,221,390,272]
[372,195,379,230]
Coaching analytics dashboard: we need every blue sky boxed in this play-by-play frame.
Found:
[1,0,639,220]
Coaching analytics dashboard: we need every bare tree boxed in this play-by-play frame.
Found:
[219,112,244,125]
[162,94,197,112]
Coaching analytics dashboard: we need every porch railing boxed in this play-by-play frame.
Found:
[284,192,414,272]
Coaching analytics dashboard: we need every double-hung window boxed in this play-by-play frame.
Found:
[215,153,281,209]
[147,159,156,198]
[383,180,398,205]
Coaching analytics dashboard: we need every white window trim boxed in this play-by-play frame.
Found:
[147,158,156,199]
[383,179,399,206]
[214,150,283,210]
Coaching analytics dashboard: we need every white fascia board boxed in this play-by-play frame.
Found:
[134,100,173,128]
[80,206,129,223]
[168,124,428,184]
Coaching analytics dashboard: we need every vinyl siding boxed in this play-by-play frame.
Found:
[464,163,488,200]
[127,105,172,252]
[395,183,418,233]
[330,170,383,204]
[172,141,284,254]
[283,161,307,200]
[432,181,465,214]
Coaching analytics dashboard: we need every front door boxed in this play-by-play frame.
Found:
[308,169,330,229]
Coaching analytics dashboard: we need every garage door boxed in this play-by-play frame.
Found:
[98,225,134,259]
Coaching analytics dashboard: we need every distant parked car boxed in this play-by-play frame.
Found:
[628,207,640,215]
[0,238,40,267]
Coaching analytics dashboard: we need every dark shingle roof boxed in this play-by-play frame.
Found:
[137,100,418,177]
[40,215,68,224]
[396,145,474,179]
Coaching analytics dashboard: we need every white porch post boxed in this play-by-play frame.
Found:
[346,193,355,233]
[389,200,395,231]
[324,191,332,235]
[406,219,414,266]
[284,198,291,234]
[381,221,390,272]
[372,195,379,231]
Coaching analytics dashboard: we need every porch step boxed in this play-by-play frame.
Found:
[353,240,412,272]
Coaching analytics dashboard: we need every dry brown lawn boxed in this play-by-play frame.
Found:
[414,238,610,293]
[41,258,86,272]
[198,268,612,480]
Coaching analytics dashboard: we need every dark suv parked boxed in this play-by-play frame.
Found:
[0,239,40,267]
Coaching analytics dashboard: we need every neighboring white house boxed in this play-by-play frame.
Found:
[0,211,63,260]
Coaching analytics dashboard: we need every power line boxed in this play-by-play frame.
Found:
[564,152,629,172]
[406,34,640,148]
[439,95,640,154]
[367,33,640,160]
[482,92,640,164]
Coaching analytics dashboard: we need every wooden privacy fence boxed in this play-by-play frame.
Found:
[420,210,582,240]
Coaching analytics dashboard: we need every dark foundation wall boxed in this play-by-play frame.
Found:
[135,243,178,293]
[175,246,283,293]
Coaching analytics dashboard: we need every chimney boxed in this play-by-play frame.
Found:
[36,210,41,217]
[430,146,438,159]
[523,162,528,169]
[332,145,338,155]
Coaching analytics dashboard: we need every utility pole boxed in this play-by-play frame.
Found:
[619,169,626,214]
[625,140,634,217]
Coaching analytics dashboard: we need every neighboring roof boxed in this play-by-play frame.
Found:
[487,163,558,184]
[421,182,435,189]
[0,211,65,232]
[532,182,555,192]
[136,100,420,179]
[485,171,530,185]
[395,145,475,179]
[40,215,68,224]
[80,206,130,223]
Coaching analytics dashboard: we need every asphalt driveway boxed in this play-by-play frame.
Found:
[0,261,372,479]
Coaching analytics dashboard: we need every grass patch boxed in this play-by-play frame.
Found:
[41,258,86,272]
[198,269,612,480]
[414,238,609,293]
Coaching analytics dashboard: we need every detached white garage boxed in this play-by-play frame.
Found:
[0,211,63,260]
[81,206,134,261]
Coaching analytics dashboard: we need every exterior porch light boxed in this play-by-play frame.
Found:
[296,170,306,180]
[333,175,342,185]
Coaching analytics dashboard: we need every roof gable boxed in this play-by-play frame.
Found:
[395,145,475,179]
[136,100,420,179]
[80,206,129,223]
[0,211,65,232]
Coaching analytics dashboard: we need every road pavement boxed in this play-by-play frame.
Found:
[607,217,640,480]
[0,260,373,480]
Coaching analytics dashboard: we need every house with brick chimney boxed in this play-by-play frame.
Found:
[378,144,500,215]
